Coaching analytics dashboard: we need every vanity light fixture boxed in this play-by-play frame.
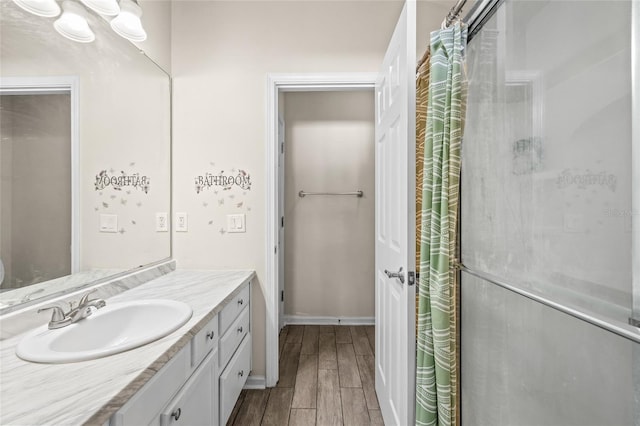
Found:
[11,0,60,17]
[11,0,148,44]
[110,0,147,42]
[54,0,95,43]
[79,0,120,16]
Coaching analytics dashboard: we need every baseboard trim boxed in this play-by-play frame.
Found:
[244,375,266,390]
[284,315,375,326]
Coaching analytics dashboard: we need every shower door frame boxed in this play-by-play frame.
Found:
[0,76,81,274]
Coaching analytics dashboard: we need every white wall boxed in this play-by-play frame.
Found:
[171,0,452,377]
[136,0,172,73]
[283,91,375,319]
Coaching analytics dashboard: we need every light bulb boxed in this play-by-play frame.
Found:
[110,0,147,42]
[79,0,120,16]
[54,1,95,43]
[12,0,60,17]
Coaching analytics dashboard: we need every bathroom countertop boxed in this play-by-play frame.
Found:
[0,269,255,426]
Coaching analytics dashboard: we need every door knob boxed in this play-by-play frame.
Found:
[384,267,405,284]
[171,408,181,421]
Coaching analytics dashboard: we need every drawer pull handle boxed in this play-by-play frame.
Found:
[238,370,244,377]
[171,408,182,421]
[238,299,244,306]
[206,331,214,340]
[237,326,243,333]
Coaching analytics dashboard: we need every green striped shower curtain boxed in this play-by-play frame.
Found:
[415,22,467,426]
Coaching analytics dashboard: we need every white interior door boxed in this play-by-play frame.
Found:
[278,115,286,331]
[374,1,416,425]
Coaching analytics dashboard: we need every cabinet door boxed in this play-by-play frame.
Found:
[212,347,219,426]
[219,306,250,368]
[192,314,219,368]
[219,284,250,334]
[160,352,214,426]
[219,334,251,425]
[110,347,190,426]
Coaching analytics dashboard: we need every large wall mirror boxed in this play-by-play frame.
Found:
[0,1,171,312]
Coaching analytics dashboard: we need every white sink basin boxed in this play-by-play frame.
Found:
[16,299,192,363]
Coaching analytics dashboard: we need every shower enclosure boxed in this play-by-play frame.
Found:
[460,0,638,424]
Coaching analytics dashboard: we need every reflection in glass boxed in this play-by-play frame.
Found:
[0,0,170,310]
[11,0,60,17]
[461,3,636,423]
[462,0,632,324]
[54,1,95,43]
[0,93,72,291]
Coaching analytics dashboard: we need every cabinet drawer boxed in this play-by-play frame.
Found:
[110,346,190,426]
[219,306,249,368]
[160,351,214,426]
[191,313,218,368]
[219,283,250,335]
[219,333,251,425]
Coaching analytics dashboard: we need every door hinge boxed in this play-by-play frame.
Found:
[408,271,415,286]
[281,142,284,154]
[281,290,284,302]
[275,245,277,254]
[281,216,284,228]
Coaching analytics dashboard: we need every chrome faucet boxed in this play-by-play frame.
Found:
[37,306,71,329]
[38,289,106,329]
[67,289,106,322]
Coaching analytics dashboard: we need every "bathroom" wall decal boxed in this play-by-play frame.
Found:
[556,169,617,192]
[195,169,252,194]
[94,170,150,193]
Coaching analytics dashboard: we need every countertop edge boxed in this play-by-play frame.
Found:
[85,270,256,426]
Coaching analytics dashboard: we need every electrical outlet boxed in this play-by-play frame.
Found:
[175,212,188,232]
[156,212,169,232]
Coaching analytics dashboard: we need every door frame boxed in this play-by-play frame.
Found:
[0,76,81,274]
[265,73,377,387]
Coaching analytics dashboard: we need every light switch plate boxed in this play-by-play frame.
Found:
[563,213,584,233]
[99,214,118,233]
[156,212,169,232]
[175,212,188,232]
[227,214,246,233]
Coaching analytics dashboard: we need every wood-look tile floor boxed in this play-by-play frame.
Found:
[227,325,383,426]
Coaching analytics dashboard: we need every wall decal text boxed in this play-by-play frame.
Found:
[95,170,150,193]
[195,169,251,193]
[556,169,616,192]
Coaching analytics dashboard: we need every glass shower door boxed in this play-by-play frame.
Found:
[460,0,638,424]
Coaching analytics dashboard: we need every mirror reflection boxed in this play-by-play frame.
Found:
[0,0,171,310]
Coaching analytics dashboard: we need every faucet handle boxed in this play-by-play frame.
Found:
[78,289,98,306]
[37,306,66,322]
